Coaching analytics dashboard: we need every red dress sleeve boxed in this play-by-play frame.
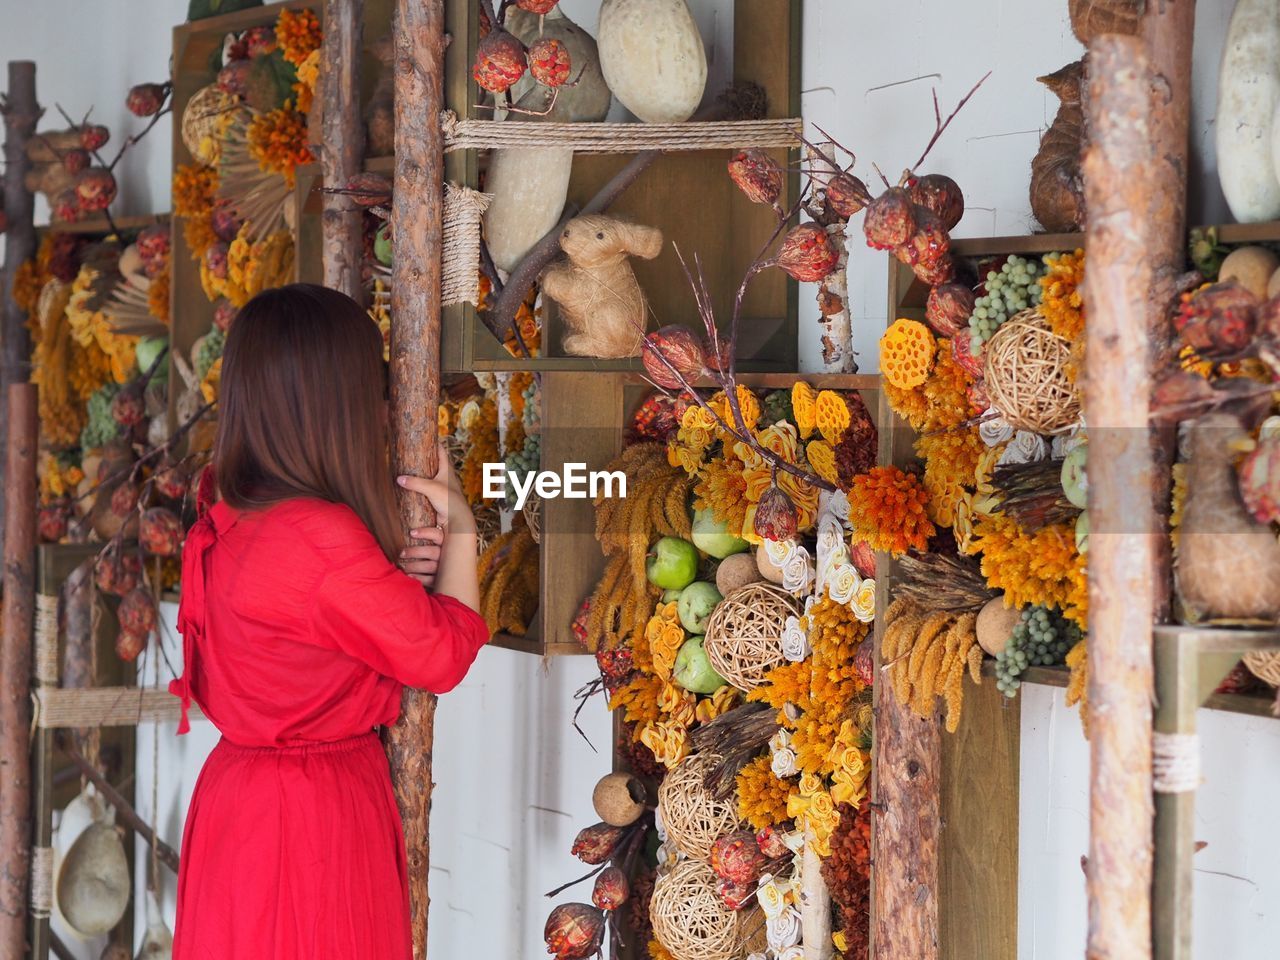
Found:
[302,503,489,694]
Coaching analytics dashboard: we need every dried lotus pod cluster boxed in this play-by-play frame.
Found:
[880,318,937,390]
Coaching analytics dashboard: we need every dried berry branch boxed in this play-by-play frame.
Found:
[910,71,991,174]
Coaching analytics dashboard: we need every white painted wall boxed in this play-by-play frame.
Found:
[5,0,1277,957]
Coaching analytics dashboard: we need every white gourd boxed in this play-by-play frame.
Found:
[484,11,612,274]
[597,0,707,124]
[1218,0,1280,222]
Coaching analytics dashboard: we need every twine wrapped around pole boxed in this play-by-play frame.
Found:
[1152,732,1200,795]
[441,183,491,307]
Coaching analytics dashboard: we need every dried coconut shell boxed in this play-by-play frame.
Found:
[976,596,1021,657]
[1220,246,1279,301]
[755,547,785,584]
[716,553,762,595]
[592,772,647,826]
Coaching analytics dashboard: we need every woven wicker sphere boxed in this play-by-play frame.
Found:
[181,85,237,163]
[523,491,542,544]
[650,859,741,960]
[983,308,1081,435]
[703,581,801,691]
[657,753,741,860]
[1244,650,1280,687]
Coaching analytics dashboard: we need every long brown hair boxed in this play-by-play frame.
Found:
[214,283,402,560]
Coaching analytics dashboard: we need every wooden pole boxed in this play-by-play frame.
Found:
[321,0,365,299]
[386,2,446,957]
[0,383,38,959]
[1080,34,1166,960]
[0,62,39,560]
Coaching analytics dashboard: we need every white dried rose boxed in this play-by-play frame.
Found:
[815,516,845,572]
[653,804,667,842]
[782,545,815,596]
[851,578,877,623]
[755,876,786,920]
[1052,419,1087,458]
[802,594,817,618]
[776,947,805,960]
[766,907,803,951]
[781,830,807,855]
[474,372,497,391]
[457,399,482,433]
[747,954,770,960]
[979,408,1014,447]
[827,562,862,606]
[764,537,798,568]
[781,615,811,663]
[769,728,792,754]
[820,488,851,525]
[771,746,799,779]
[998,430,1048,465]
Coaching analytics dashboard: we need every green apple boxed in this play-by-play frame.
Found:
[1075,510,1089,554]
[374,223,393,267]
[661,588,684,603]
[1061,443,1088,509]
[690,507,749,559]
[135,336,169,382]
[672,636,727,694]
[677,581,722,633]
[646,537,698,590]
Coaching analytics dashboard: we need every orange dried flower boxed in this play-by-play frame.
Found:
[1039,249,1085,343]
[736,755,796,831]
[970,514,1087,625]
[147,264,170,323]
[848,466,935,557]
[247,108,314,186]
[276,7,322,67]
[173,162,217,218]
[791,381,818,438]
[880,318,936,389]
[916,426,983,527]
[806,439,840,488]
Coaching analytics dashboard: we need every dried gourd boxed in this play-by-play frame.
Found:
[1030,61,1086,233]
[879,319,936,390]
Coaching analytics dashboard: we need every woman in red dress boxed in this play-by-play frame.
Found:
[169,284,489,959]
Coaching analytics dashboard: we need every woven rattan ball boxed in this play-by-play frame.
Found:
[1243,650,1280,687]
[180,85,237,163]
[657,754,741,861]
[650,859,741,960]
[983,308,1081,435]
[703,582,801,691]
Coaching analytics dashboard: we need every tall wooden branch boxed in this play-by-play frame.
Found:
[321,0,365,299]
[386,2,445,957]
[0,61,39,559]
[0,384,38,959]
[1081,33,1176,960]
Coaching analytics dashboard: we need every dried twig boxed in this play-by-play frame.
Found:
[910,71,991,173]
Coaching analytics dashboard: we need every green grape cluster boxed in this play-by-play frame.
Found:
[195,327,226,382]
[994,604,1081,698]
[967,255,1045,350]
[80,383,122,449]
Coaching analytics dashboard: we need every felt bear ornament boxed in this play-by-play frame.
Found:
[541,214,664,358]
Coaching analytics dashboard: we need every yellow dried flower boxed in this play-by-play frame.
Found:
[736,755,796,831]
[792,381,818,438]
[276,7,322,66]
[815,390,852,443]
[247,108,313,187]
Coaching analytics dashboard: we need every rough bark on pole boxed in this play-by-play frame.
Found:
[1081,35,1164,960]
[385,2,446,957]
[0,383,38,959]
[0,61,40,560]
[61,560,100,765]
[321,0,365,299]
[870,704,940,959]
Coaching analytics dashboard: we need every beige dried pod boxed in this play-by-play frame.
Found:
[592,772,648,826]
[715,553,762,595]
[976,596,1022,657]
[58,822,130,937]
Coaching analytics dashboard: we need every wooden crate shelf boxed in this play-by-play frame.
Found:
[439,0,803,374]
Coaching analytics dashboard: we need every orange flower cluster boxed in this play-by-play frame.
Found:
[692,453,749,535]
[736,755,796,831]
[916,425,983,527]
[1039,249,1085,343]
[967,513,1087,625]
[848,466,935,557]
[459,397,499,504]
[173,162,218,260]
[247,108,314,187]
[276,7,321,66]
[609,673,665,729]
[885,338,972,434]
[12,258,45,315]
[147,264,171,324]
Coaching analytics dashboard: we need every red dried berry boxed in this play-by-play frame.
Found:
[727,149,784,208]
[711,831,766,886]
[126,83,168,118]
[909,173,965,231]
[1175,281,1258,356]
[926,282,976,338]
[826,172,873,219]
[855,636,875,687]
[753,484,799,542]
[63,149,90,174]
[242,25,277,57]
[52,189,82,223]
[473,30,528,94]
[111,388,146,429]
[641,325,707,390]
[211,201,243,243]
[571,823,626,865]
[344,172,392,208]
[153,462,189,501]
[136,224,170,266]
[79,125,109,151]
[863,187,916,250]
[528,37,572,87]
[516,0,559,12]
[217,59,252,97]
[591,867,630,911]
[717,877,754,910]
[118,587,157,638]
[913,254,957,286]
[115,629,147,663]
[95,547,141,597]
[212,299,238,333]
[110,481,140,519]
[543,903,605,960]
[140,507,184,557]
[848,539,876,579]
[756,826,789,860]
[893,206,950,268]
[75,168,117,212]
[775,222,839,283]
[205,242,229,280]
[950,332,986,380]
[38,505,69,543]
